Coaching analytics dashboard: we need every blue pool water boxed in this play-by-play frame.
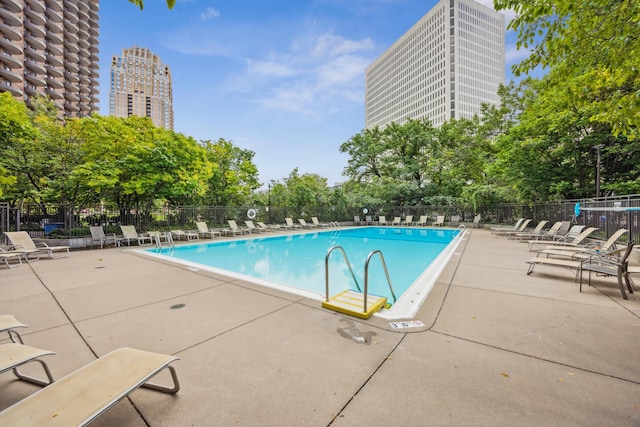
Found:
[142,227,464,319]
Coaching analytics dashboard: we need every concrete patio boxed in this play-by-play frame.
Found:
[1,228,639,426]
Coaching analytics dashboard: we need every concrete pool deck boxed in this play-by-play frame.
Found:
[1,227,639,426]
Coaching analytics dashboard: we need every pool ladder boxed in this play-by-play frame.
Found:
[322,246,397,319]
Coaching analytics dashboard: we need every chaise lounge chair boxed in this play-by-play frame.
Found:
[527,224,585,251]
[536,228,628,259]
[0,347,180,426]
[257,221,280,231]
[401,215,414,226]
[415,215,428,227]
[195,221,222,239]
[529,226,598,252]
[90,225,118,249]
[225,220,251,236]
[0,248,25,269]
[0,315,55,387]
[491,218,524,233]
[378,216,388,226]
[495,219,532,237]
[511,220,549,240]
[284,218,302,230]
[312,217,329,228]
[298,219,317,229]
[433,215,445,227]
[170,229,199,241]
[579,240,635,299]
[471,214,482,228]
[4,231,70,260]
[117,225,153,246]
[245,220,266,233]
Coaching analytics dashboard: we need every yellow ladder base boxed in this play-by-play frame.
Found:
[322,290,387,319]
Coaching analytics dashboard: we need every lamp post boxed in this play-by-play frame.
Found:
[593,144,605,198]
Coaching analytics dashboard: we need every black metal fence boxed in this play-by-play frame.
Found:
[1,195,639,245]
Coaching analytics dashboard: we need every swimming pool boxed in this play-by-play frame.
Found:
[139,227,464,320]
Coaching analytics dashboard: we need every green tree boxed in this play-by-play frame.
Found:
[201,138,260,206]
[67,116,213,210]
[494,0,640,138]
[0,93,39,203]
[282,168,331,216]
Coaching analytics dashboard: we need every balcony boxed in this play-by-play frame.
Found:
[24,21,46,38]
[0,66,21,82]
[47,31,63,45]
[63,71,79,82]
[45,87,63,99]
[25,8,46,25]
[45,63,63,77]
[0,37,22,55]
[0,23,22,41]
[0,0,22,13]
[25,34,46,51]
[0,7,22,26]
[0,52,22,68]
[46,19,63,34]
[45,0,63,13]
[24,73,46,87]
[45,76,63,88]
[25,47,46,62]
[0,81,22,96]
[24,60,46,75]
[25,0,45,13]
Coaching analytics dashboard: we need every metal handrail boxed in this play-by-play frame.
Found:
[325,246,361,301]
[364,250,397,312]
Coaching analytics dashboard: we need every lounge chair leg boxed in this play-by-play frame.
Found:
[13,359,55,387]
[617,268,628,300]
[140,365,181,394]
[527,263,534,275]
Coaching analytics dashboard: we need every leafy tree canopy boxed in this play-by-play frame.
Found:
[494,0,640,138]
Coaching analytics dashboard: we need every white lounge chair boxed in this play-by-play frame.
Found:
[312,217,329,228]
[170,229,199,241]
[391,217,401,226]
[401,215,414,226]
[0,315,55,387]
[257,221,280,231]
[528,226,596,252]
[245,220,266,233]
[284,218,302,230]
[225,220,250,236]
[415,215,428,227]
[491,218,524,233]
[471,214,481,228]
[195,221,221,239]
[4,231,70,259]
[378,216,388,226]
[0,248,24,268]
[117,225,153,246]
[0,347,180,426]
[298,219,317,229]
[433,215,445,227]
[90,226,118,249]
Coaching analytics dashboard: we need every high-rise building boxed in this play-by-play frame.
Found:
[365,0,504,129]
[0,0,99,117]
[109,47,174,130]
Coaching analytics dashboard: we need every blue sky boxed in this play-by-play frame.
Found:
[98,0,523,187]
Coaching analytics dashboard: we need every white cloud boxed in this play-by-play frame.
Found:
[228,31,375,115]
[200,7,220,21]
